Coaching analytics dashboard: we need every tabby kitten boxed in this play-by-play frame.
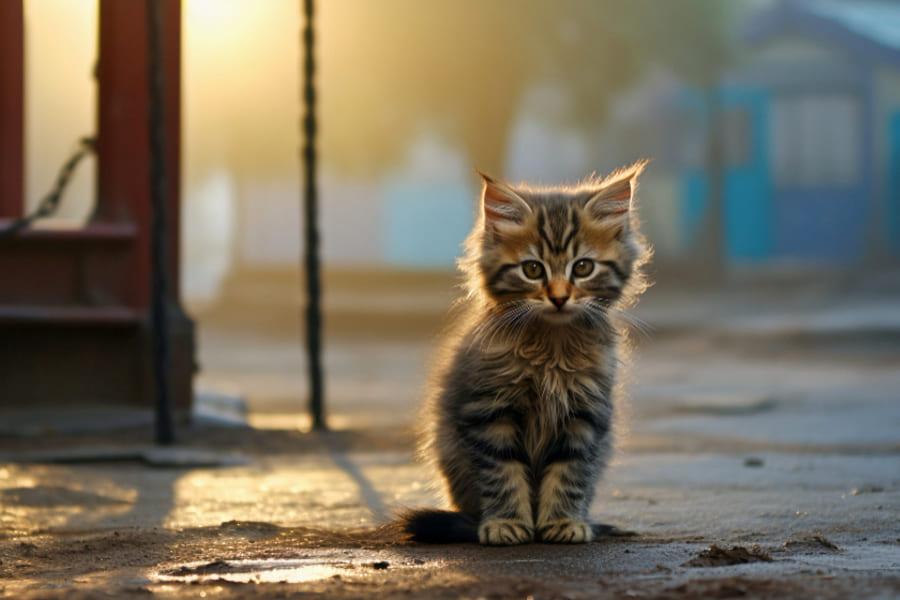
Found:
[401,161,650,545]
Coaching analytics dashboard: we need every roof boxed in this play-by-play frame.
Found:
[743,0,900,63]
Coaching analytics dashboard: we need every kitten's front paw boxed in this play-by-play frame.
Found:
[478,518,534,545]
[537,519,593,543]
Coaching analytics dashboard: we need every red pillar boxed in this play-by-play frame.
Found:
[95,0,183,306]
[0,0,24,219]
[93,0,194,413]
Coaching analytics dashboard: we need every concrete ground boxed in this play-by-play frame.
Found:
[1,272,899,599]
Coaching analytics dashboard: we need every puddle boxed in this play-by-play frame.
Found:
[160,559,347,583]
[156,551,419,584]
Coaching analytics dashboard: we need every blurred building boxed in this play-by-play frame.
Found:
[653,0,900,266]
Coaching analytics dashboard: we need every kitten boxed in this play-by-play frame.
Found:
[401,161,650,545]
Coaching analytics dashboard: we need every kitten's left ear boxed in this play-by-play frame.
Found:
[584,159,648,225]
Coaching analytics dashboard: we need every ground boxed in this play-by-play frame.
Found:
[1,273,899,599]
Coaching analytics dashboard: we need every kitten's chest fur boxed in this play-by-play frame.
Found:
[477,327,617,452]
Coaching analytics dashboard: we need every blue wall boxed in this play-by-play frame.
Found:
[382,181,475,267]
[722,88,773,261]
[889,111,900,256]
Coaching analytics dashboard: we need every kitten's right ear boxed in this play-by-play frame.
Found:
[476,170,531,231]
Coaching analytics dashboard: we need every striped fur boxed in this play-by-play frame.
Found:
[403,162,651,545]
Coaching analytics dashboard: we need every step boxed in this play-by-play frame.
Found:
[0,305,140,326]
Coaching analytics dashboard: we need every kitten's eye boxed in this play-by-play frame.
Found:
[572,258,594,278]
[521,260,545,280]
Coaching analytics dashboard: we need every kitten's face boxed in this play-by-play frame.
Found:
[472,163,647,327]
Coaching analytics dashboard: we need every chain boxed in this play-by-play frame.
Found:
[0,136,96,240]
[302,0,326,430]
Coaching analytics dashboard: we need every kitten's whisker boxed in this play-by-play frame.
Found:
[471,300,532,350]
[492,305,532,347]
[489,302,538,348]
[582,299,608,326]
[504,306,535,344]
[471,300,524,334]
[582,298,623,338]
[606,306,654,339]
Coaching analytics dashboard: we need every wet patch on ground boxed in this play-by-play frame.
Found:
[157,552,431,584]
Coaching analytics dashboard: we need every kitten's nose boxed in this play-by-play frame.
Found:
[550,295,569,309]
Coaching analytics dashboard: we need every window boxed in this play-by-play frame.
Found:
[768,92,862,187]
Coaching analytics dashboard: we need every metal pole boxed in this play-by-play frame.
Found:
[148,0,174,444]
[301,0,326,430]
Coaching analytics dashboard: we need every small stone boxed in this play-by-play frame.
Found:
[744,457,764,467]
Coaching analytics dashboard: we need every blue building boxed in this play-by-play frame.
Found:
[679,0,900,264]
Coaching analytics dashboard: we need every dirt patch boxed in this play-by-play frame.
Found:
[782,534,842,553]
[683,544,774,567]
[653,576,804,599]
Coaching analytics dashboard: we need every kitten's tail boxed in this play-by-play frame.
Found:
[399,508,479,544]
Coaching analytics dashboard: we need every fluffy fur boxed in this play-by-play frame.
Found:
[403,161,651,545]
